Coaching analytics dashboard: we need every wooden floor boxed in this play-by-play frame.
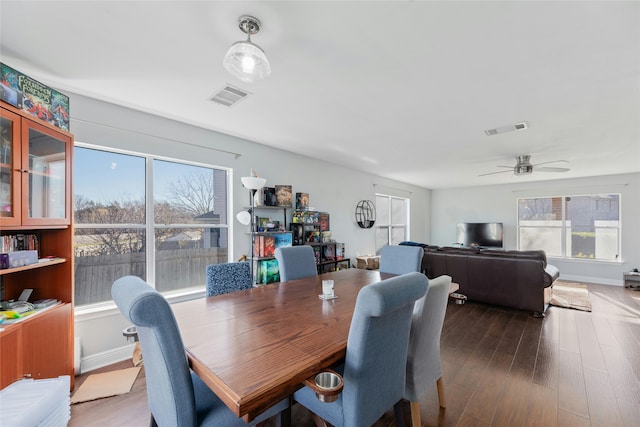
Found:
[70,282,640,427]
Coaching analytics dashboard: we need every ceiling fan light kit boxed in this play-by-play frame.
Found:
[513,155,533,176]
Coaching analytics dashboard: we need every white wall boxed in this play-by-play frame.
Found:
[430,173,640,285]
[68,92,432,371]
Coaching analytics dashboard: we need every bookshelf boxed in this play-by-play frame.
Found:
[290,210,349,274]
[248,206,292,285]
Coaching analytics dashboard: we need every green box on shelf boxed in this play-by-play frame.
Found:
[1,62,70,131]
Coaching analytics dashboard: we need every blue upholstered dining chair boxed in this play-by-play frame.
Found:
[293,272,429,427]
[403,274,452,427]
[205,261,251,296]
[379,244,423,275]
[111,276,289,427]
[274,245,317,282]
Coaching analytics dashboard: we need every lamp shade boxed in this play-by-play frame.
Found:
[223,41,271,83]
[236,210,252,225]
[241,176,267,190]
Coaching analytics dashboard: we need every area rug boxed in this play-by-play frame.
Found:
[550,281,592,312]
[71,367,141,404]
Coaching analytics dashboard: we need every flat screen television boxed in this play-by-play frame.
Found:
[456,222,503,248]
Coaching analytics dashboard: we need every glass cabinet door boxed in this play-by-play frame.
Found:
[23,119,71,225]
[0,108,21,226]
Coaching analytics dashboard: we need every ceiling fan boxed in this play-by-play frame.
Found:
[479,155,570,177]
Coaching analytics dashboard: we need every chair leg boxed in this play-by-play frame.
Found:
[394,401,405,427]
[311,413,331,427]
[409,401,421,427]
[436,376,446,408]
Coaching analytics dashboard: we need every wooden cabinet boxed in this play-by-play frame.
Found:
[22,303,72,381]
[1,105,71,227]
[0,325,22,387]
[0,102,74,390]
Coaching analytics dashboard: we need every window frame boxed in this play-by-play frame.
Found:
[516,193,621,262]
[73,142,233,312]
[375,193,410,252]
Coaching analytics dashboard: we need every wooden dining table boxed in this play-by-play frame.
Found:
[171,268,392,423]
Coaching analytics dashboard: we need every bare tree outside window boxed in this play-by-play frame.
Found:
[166,171,215,220]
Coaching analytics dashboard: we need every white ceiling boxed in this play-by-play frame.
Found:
[1,1,639,189]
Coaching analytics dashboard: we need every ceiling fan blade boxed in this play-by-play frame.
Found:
[536,166,570,173]
[496,165,514,169]
[478,169,513,177]
[532,159,569,167]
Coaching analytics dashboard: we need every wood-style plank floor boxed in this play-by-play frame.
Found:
[69,282,640,427]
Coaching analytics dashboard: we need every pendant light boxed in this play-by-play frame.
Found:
[223,15,271,83]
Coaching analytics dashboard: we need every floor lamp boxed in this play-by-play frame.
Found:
[237,174,266,285]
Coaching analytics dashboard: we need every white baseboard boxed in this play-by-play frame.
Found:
[80,343,135,374]
[560,274,622,286]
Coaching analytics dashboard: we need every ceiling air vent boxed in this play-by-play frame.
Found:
[484,121,528,136]
[209,85,250,107]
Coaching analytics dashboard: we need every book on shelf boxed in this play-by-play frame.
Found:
[253,235,263,258]
[305,230,320,243]
[263,187,278,206]
[256,217,270,231]
[263,235,275,257]
[312,246,321,264]
[323,244,336,261]
[321,231,333,243]
[255,259,262,283]
[292,210,319,224]
[1,233,39,254]
[259,259,280,284]
[336,243,345,260]
[274,233,292,248]
[253,234,281,258]
[275,185,292,207]
[295,192,309,209]
[318,212,330,231]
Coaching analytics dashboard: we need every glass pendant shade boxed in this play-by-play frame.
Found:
[223,41,271,83]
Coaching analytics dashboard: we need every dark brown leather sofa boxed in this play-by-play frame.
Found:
[401,242,560,316]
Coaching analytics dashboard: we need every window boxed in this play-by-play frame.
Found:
[375,194,409,251]
[74,144,229,307]
[517,194,620,261]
